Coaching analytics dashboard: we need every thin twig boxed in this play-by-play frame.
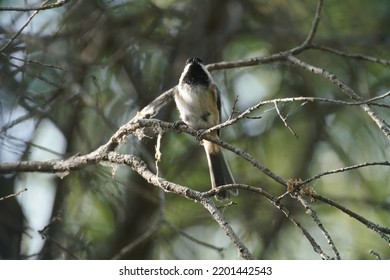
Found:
[0,0,68,12]
[200,197,254,259]
[274,101,299,138]
[301,0,324,46]
[303,161,390,185]
[4,53,66,71]
[111,223,160,260]
[0,188,28,201]
[38,212,79,260]
[314,194,390,243]
[41,235,79,260]
[295,194,341,259]
[311,44,390,66]
[165,221,224,255]
[0,1,50,53]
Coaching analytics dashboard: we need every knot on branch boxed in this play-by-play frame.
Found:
[287,178,317,202]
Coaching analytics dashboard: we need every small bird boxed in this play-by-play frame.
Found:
[174,57,237,200]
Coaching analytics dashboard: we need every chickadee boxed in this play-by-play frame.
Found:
[174,57,237,200]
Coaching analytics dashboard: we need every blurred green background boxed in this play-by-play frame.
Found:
[0,0,389,259]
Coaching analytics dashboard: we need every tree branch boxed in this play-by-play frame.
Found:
[0,0,69,12]
[300,0,324,47]
[0,1,51,53]
[295,194,340,259]
[0,188,28,201]
[303,161,390,185]
[314,194,390,244]
[286,55,390,140]
[311,44,390,66]
[206,184,332,259]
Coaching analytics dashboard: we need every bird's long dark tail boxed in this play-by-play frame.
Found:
[203,140,237,200]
